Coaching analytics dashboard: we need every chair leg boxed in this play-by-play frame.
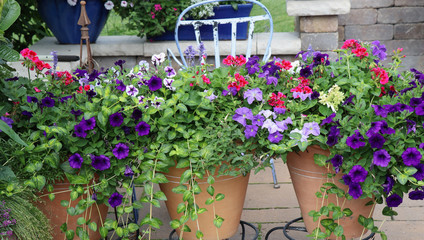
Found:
[270,158,280,189]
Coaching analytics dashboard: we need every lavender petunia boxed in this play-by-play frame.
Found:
[268,131,283,143]
[275,117,293,132]
[113,143,130,160]
[91,155,111,171]
[273,107,286,115]
[232,107,254,127]
[222,87,237,96]
[302,122,320,136]
[135,121,150,136]
[243,88,263,104]
[109,112,124,127]
[252,114,265,127]
[124,165,134,177]
[262,119,281,134]
[373,149,391,167]
[368,133,386,149]
[290,128,308,142]
[108,192,123,208]
[147,75,162,91]
[68,153,83,169]
[386,194,402,207]
[244,125,258,139]
[402,147,422,166]
[348,165,368,183]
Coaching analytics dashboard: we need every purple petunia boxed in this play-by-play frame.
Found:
[109,112,124,127]
[113,143,129,160]
[382,176,394,194]
[275,117,292,131]
[131,109,143,121]
[410,97,423,107]
[342,95,355,105]
[108,192,123,208]
[346,130,366,149]
[366,121,383,137]
[412,163,424,181]
[116,80,126,91]
[386,193,403,207]
[372,105,388,118]
[244,125,258,139]
[373,149,391,167]
[371,40,387,62]
[244,88,263,104]
[233,107,254,127]
[222,87,237,96]
[326,125,340,147]
[71,109,83,116]
[91,155,111,171]
[368,133,386,149]
[124,165,134,177]
[27,96,38,103]
[41,97,55,107]
[311,91,320,100]
[379,120,395,135]
[135,121,150,136]
[80,117,96,131]
[342,174,352,185]
[252,114,265,127]
[21,111,33,118]
[164,66,176,77]
[299,65,313,78]
[415,103,424,115]
[74,124,87,138]
[262,119,281,134]
[274,107,286,115]
[268,131,283,143]
[402,147,422,166]
[147,75,162,91]
[246,56,260,74]
[320,113,336,126]
[0,116,13,132]
[348,183,363,199]
[348,165,368,183]
[68,153,83,169]
[330,154,343,173]
[406,119,416,134]
[409,190,424,200]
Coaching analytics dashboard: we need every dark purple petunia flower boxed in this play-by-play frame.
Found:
[409,190,424,200]
[346,130,366,149]
[330,154,343,173]
[327,134,339,147]
[108,192,123,208]
[402,147,422,166]
[406,119,416,134]
[246,56,260,74]
[412,163,424,181]
[384,104,399,113]
[366,121,383,137]
[91,155,111,171]
[68,153,84,169]
[80,117,96,131]
[74,124,87,138]
[244,125,258,139]
[124,165,134,177]
[86,90,97,99]
[46,92,55,98]
[396,103,414,112]
[131,109,143,121]
[147,75,163,91]
[368,133,386,149]
[5,76,19,81]
[27,96,38,103]
[116,80,126,91]
[373,149,391,167]
[122,126,131,135]
[382,176,394,194]
[41,97,55,107]
[410,97,423,107]
[268,131,283,143]
[135,121,150,136]
[0,117,13,132]
[109,112,124,127]
[92,192,97,201]
[311,91,320,100]
[348,165,368,183]
[233,107,254,127]
[73,68,88,78]
[261,61,280,76]
[114,59,126,68]
[420,143,424,149]
[71,109,83,116]
[348,183,363,199]
[112,143,129,159]
[22,111,33,118]
[60,95,72,103]
[222,87,238,96]
[379,120,395,135]
[320,113,336,126]
[372,105,388,118]
[342,175,352,186]
[313,52,330,66]
[342,95,355,105]
[299,65,313,78]
[386,193,403,207]
[415,103,424,115]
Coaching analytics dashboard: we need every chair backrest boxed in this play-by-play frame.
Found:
[173,0,273,68]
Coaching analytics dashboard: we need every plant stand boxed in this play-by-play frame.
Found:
[265,217,376,240]
[168,220,259,240]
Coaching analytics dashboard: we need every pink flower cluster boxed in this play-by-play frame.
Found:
[371,67,389,85]
[228,73,248,91]
[223,55,247,66]
[341,39,369,59]
[268,92,287,108]
[20,48,51,71]
[290,77,313,101]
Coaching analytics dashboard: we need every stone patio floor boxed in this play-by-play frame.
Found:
[109,160,424,240]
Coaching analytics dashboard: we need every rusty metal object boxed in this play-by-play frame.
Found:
[78,0,94,73]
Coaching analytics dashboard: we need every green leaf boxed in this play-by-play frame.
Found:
[77,217,86,225]
[99,227,108,238]
[163,108,173,119]
[196,230,204,239]
[65,230,75,240]
[213,216,224,228]
[48,193,55,201]
[115,227,124,237]
[177,103,188,112]
[170,220,180,229]
[0,43,19,61]
[0,166,16,182]
[97,112,107,127]
[128,223,139,232]
[206,185,214,196]
[314,153,328,167]
[88,222,97,232]
[0,119,27,146]
[404,167,418,176]
[334,225,344,236]
[60,223,67,233]
[397,173,408,185]
[205,197,214,205]
[0,0,21,31]
[215,193,225,201]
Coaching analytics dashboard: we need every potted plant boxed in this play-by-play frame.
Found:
[273,39,424,239]
[37,0,112,44]
[110,0,255,41]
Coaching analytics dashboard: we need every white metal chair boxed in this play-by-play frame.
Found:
[167,0,274,69]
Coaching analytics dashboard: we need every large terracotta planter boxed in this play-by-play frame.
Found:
[159,166,250,240]
[286,145,374,240]
[36,180,109,240]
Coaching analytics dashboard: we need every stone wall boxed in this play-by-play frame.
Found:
[338,0,424,70]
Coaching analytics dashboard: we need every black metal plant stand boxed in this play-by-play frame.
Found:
[169,220,259,240]
[265,217,376,240]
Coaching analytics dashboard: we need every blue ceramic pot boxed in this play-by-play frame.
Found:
[37,0,109,44]
[151,3,254,41]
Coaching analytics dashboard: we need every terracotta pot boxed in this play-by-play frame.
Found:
[36,179,109,240]
[286,145,374,240]
[159,166,250,240]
